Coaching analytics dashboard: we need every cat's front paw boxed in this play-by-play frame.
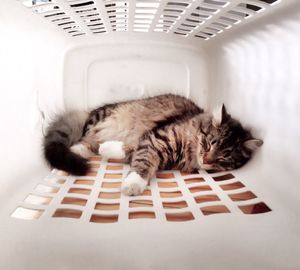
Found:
[122,172,147,196]
[98,141,125,159]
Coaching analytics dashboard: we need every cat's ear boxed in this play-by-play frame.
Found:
[221,104,231,124]
[212,104,230,126]
[243,139,263,151]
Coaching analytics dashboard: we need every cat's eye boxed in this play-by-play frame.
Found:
[223,150,232,157]
[211,139,217,145]
[205,142,211,151]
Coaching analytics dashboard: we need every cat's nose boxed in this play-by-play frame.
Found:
[203,157,214,164]
[203,154,214,164]
[203,158,214,165]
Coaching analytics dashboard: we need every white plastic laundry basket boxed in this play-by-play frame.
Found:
[0,0,299,269]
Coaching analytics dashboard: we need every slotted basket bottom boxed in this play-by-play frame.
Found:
[11,156,271,223]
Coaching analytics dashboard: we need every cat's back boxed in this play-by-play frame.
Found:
[117,94,203,120]
[91,94,203,144]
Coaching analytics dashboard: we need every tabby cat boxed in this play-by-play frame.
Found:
[43,94,263,196]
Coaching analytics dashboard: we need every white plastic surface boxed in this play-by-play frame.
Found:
[0,0,300,269]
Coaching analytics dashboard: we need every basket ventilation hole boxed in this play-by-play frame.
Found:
[201,205,230,215]
[61,197,88,206]
[129,211,156,219]
[35,184,60,194]
[74,179,95,185]
[53,208,82,219]
[189,185,212,193]
[11,207,44,220]
[162,200,188,209]
[166,212,194,221]
[95,202,120,211]
[68,187,91,195]
[101,182,122,188]
[156,172,175,179]
[129,200,154,208]
[106,165,123,170]
[220,182,245,191]
[213,173,235,181]
[104,173,123,179]
[184,177,205,184]
[194,194,220,204]
[99,192,121,199]
[229,191,257,201]
[24,194,52,205]
[160,191,183,198]
[90,214,119,223]
[239,202,272,214]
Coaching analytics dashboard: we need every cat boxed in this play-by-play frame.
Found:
[43,94,263,196]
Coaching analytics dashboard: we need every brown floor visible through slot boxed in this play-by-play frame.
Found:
[129,211,156,219]
[213,173,235,181]
[95,202,120,211]
[162,200,188,209]
[61,197,87,206]
[74,179,95,185]
[68,188,91,195]
[35,184,60,194]
[99,192,121,199]
[220,182,245,191]
[129,200,153,208]
[52,208,82,219]
[104,173,122,179]
[201,205,230,215]
[156,172,175,179]
[46,178,66,185]
[86,171,97,177]
[56,179,66,184]
[89,163,100,168]
[90,214,118,223]
[108,158,124,163]
[141,189,152,196]
[239,202,271,214]
[11,207,44,220]
[157,182,178,188]
[194,194,220,204]
[106,165,124,170]
[206,169,223,174]
[24,194,52,205]
[184,177,205,184]
[189,185,212,193]
[89,156,101,161]
[166,212,194,222]
[229,191,257,201]
[160,191,182,198]
[101,182,121,188]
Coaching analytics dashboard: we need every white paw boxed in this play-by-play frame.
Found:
[122,172,147,196]
[98,141,125,159]
[70,143,93,158]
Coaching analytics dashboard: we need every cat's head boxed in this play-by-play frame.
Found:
[198,105,263,171]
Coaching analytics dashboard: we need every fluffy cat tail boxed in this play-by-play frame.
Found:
[43,110,89,175]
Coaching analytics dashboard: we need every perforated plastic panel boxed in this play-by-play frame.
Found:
[18,0,281,38]
[11,155,271,223]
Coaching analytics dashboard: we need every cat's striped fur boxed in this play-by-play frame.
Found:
[43,94,262,195]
